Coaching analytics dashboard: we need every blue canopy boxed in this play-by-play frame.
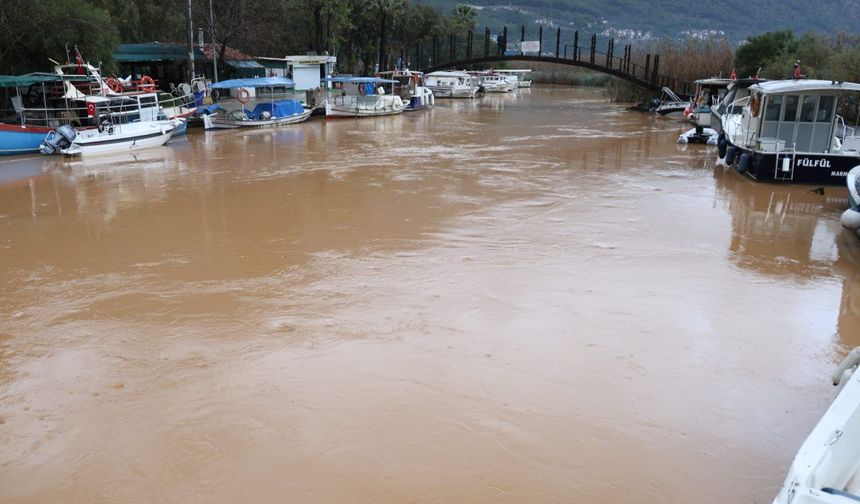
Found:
[247,99,305,119]
[210,77,295,89]
[323,76,398,84]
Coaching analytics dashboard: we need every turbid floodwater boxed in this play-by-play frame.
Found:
[1,87,859,503]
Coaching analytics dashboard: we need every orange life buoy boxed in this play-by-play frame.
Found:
[750,93,761,118]
[237,88,251,104]
[139,75,155,92]
[105,77,123,93]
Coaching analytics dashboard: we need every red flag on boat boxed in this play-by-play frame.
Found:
[74,46,84,75]
[730,68,737,80]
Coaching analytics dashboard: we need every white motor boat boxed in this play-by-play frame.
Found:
[477,73,515,93]
[772,348,860,504]
[322,76,406,118]
[40,92,180,156]
[494,69,532,89]
[686,78,732,126]
[424,71,479,99]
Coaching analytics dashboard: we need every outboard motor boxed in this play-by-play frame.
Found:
[39,124,77,155]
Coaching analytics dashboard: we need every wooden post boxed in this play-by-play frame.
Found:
[502,26,508,55]
[573,31,579,60]
[521,25,525,42]
[590,34,596,64]
[555,27,560,57]
[644,53,651,82]
[485,27,490,57]
[653,54,660,85]
[467,29,473,59]
[538,26,543,56]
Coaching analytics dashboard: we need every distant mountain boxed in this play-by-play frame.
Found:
[420,0,860,41]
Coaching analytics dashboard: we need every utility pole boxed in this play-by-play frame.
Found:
[186,0,195,83]
[209,0,219,82]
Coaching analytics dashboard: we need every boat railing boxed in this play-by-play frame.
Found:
[836,115,856,139]
[328,93,399,110]
[0,103,93,129]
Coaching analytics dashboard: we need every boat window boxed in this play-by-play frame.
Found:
[817,95,835,122]
[799,95,817,122]
[764,95,782,121]
[782,95,799,121]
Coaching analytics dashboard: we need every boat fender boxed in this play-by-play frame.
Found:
[717,132,725,144]
[725,146,736,165]
[750,93,761,117]
[706,136,718,146]
[677,135,688,144]
[237,88,251,104]
[737,153,751,174]
[717,139,727,159]
[840,208,860,232]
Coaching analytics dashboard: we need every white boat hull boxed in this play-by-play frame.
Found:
[61,120,178,156]
[772,349,860,504]
[427,86,477,99]
[324,98,406,117]
[203,109,312,130]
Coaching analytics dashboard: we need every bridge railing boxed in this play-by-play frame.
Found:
[407,26,692,96]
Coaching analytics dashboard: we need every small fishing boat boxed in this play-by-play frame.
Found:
[375,70,434,111]
[719,79,860,185]
[40,93,179,156]
[202,77,311,129]
[655,87,691,118]
[424,71,479,99]
[322,76,406,118]
[771,348,860,504]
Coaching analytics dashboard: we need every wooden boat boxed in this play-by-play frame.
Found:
[771,348,860,504]
[719,80,860,185]
[322,77,406,118]
[202,77,311,130]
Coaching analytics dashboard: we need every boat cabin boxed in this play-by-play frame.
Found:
[745,80,860,154]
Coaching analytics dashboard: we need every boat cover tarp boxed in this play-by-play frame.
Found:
[247,99,304,119]
[323,76,398,84]
[0,73,90,88]
[210,77,295,89]
[195,104,224,116]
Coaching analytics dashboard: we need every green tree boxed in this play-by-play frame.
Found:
[450,4,478,33]
[734,30,798,79]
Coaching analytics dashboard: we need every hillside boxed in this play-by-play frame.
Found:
[419,0,860,41]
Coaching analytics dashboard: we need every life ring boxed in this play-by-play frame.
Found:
[237,88,251,104]
[105,77,123,93]
[139,75,155,92]
[750,93,761,118]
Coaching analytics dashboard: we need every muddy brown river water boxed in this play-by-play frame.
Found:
[1,87,859,503]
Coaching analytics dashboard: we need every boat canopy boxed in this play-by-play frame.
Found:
[0,73,91,88]
[749,80,860,95]
[323,76,398,84]
[210,77,295,89]
[426,71,470,78]
[694,78,733,86]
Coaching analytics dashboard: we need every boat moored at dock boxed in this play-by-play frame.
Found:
[202,77,311,130]
[720,79,860,185]
[375,70,434,111]
[687,78,732,127]
[424,71,478,99]
[771,348,860,504]
[322,76,406,118]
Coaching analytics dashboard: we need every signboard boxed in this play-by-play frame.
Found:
[521,40,540,53]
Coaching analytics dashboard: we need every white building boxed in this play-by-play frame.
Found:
[257,54,337,91]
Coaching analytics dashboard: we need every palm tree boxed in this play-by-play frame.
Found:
[451,4,478,33]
